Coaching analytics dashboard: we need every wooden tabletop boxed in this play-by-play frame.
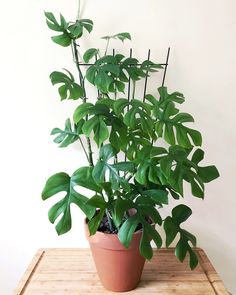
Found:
[14,248,229,295]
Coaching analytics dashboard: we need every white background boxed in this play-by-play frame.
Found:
[0,0,236,294]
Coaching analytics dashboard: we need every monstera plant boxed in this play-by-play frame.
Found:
[41,2,219,291]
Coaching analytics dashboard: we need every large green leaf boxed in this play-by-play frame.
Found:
[41,167,99,235]
[164,204,198,269]
[159,146,219,198]
[146,87,202,148]
[50,70,83,100]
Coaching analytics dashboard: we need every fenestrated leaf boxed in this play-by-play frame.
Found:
[41,169,97,235]
[50,70,83,100]
[51,118,82,148]
[45,12,72,47]
[92,144,130,191]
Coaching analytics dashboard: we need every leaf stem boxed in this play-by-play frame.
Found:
[105,209,114,232]
[72,41,94,167]
[105,38,110,56]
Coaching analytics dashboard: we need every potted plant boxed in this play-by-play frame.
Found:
[41,3,220,292]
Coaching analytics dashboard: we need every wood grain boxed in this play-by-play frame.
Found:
[14,248,229,295]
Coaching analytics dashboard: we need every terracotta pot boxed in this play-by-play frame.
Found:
[84,219,146,292]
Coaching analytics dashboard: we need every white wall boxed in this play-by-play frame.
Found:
[1,0,236,294]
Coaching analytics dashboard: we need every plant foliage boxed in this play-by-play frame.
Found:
[42,7,219,270]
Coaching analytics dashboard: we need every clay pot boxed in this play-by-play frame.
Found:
[84,219,146,292]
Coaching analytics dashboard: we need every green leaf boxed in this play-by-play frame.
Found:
[198,166,220,183]
[112,162,135,172]
[88,209,105,235]
[82,116,98,137]
[143,189,168,205]
[50,70,83,100]
[72,167,102,193]
[139,226,153,260]
[51,118,80,147]
[73,103,94,123]
[172,204,192,225]
[94,116,109,147]
[42,169,96,235]
[189,247,198,270]
[138,204,162,225]
[112,199,133,228]
[118,215,139,248]
[144,222,162,248]
[164,217,178,247]
[191,149,204,164]
[83,48,99,63]
[51,33,71,47]
[86,195,106,208]
[101,32,131,42]
[151,87,201,148]
[175,238,188,262]
[93,144,130,191]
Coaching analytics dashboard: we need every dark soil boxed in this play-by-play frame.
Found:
[97,214,150,234]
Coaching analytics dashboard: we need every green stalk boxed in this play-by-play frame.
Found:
[72,41,94,167]
[105,209,114,232]
[76,0,81,20]
[105,38,110,56]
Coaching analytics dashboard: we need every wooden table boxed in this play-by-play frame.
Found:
[14,248,229,295]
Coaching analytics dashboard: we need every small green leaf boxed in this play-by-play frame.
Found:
[83,48,99,63]
[51,34,71,47]
[88,209,105,235]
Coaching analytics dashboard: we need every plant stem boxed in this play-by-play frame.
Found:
[132,81,136,99]
[105,209,114,232]
[76,0,81,20]
[105,38,110,56]
[72,41,94,167]
[78,136,90,162]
